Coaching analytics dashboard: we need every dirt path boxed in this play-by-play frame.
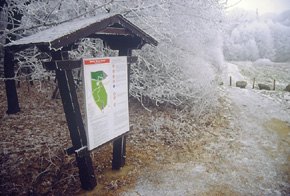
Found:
[216,62,290,194]
[122,62,290,195]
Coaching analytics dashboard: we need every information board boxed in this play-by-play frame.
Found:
[82,57,129,150]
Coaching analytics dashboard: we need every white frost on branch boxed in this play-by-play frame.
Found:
[1,0,225,120]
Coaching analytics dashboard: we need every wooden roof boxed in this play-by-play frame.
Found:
[5,14,158,52]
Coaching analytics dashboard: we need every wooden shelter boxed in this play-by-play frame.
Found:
[4,13,157,190]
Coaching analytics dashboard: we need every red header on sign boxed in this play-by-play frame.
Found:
[84,58,110,65]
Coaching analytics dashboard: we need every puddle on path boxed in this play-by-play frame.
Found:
[263,118,290,188]
[264,118,290,144]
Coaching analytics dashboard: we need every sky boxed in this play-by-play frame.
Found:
[227,0,290,14]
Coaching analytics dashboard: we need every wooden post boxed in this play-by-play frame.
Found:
[52,52,96,190]
[112,48,131,170]
[230,76,232,86]
[253,78,255,89]
[112,136,125,170]
[273,79,276,90]
[4,49,21,114]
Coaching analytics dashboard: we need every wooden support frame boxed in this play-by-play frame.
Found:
[52,52,97,190]
[3,13,157,192]
[50,53,136,183]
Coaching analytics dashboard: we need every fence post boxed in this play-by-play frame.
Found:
[230,76,232,86]
[253,78,255,89]
[273,79,276,90]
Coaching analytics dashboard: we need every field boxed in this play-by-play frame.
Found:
[231,60,290,105]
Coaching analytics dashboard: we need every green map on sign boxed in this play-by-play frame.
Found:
[91,71,108,111]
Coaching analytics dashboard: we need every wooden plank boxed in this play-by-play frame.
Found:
[95,35,144,50]
[44,56,137,71]
[65,70,88,145]
[56,60,81,70]
[43,61,57,70]
[56,69,83,147]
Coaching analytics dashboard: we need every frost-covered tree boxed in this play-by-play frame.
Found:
[225,20,274,61]
[223,8,290,62]
[269,21,290,62]
[1,0,225,119]
[251,21,275,59]
[273,10,290,27]
[269,10,290,62]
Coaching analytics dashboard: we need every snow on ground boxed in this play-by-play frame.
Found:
[122,62,290,195]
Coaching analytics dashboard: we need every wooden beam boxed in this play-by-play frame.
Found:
[56,60,81,70]
[4,49,21,114]
[96,27,134,36]
[43,56,137,71]
[95,35,145,50]
[43,61,57,70]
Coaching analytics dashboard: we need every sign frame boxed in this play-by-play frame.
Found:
[82,56,130,151]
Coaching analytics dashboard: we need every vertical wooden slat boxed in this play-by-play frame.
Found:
[55,69,83,147]
[65,70,88,145]
[4,49,20,114]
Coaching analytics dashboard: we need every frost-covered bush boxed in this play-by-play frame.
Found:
[131,44,219,119]
[13,47,52,81]
[253,58,273,66]
[1,0,225,119]
[117,0,224,118]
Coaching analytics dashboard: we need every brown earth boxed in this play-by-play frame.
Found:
[1,80,223,196]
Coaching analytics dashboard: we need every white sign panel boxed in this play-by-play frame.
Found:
[82,57,129,150]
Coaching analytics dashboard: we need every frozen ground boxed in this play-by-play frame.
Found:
[122,62,290,195]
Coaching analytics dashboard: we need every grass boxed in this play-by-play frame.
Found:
[232,61,290,91]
